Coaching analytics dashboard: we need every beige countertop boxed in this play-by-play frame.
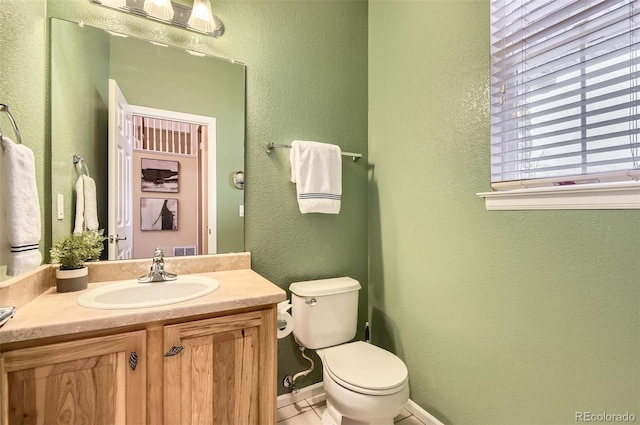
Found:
[0,269,286,345]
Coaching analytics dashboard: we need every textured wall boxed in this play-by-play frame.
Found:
[50,18,109,245]
[0,0,47,280]
[227,1,369,391]
[369,1,640,423]
[3,0,368,394]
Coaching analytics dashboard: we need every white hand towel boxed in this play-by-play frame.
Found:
[73,174,99,234]
[1,136,42,276]
[289,140,342,214]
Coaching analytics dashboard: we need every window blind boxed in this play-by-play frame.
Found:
[490,0,640,190]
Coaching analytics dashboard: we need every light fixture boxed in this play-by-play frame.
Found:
[89,0,224,38]
[144,0,174,21]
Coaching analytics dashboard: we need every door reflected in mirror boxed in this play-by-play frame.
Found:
[50,18,245,260]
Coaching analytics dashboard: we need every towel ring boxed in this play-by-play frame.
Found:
[73,154,91,177]
[0,104,23,144]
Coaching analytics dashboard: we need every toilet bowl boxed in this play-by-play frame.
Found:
[289,277,410,425]
[317,341,409,425]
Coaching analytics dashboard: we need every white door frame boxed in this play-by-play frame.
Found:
[129,105,217,255]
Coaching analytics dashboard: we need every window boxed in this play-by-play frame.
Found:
[478,0,640,209]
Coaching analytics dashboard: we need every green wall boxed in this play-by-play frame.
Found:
[50,18,109,247]
[0,0,47,279]
[229,1,369,391]
[2,0,368,396]
[369,1,640,424]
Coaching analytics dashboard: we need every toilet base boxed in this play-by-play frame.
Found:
[322,401,395,425]
[320,367,409,425]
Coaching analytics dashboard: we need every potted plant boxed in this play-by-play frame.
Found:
[50,230,104,293]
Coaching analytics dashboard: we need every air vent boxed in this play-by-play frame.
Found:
[173,246,197,257]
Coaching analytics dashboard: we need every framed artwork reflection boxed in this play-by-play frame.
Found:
[140,198,177,231]
[141,158,179,193]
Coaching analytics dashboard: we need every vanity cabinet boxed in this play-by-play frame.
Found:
[1,307,277,425]
[1,330,146,425]
[163,310,273,425]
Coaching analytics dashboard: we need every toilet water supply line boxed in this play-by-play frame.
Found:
[284,335,315,393]
[279,300,314,393]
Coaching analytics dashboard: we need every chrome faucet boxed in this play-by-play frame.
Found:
[138,247,177,283]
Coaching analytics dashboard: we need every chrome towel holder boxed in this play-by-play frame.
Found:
[73,154,91,177]
[266,142,362,162]
[0,104,22,144]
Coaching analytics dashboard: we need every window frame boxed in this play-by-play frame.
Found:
[477,180,640,210]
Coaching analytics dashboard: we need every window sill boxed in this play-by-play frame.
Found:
[476,181,640,210]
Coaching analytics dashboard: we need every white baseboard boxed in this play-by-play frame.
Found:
[405,399,445,425]
[277,382,444,425]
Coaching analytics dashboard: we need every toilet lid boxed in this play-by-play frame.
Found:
[323,341,408,393]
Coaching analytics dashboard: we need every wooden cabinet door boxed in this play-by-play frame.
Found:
[2,330,146,425]
[163,310,276,425]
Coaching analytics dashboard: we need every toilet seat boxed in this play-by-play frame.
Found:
[321,341,408,396]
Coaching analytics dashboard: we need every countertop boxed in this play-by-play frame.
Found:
[0,269,286,345]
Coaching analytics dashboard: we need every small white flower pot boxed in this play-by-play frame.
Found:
[56,267,88,293]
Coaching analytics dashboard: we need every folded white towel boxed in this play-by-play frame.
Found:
[289,140,342,214]
[73,174,99,234]
[1,136,42,276]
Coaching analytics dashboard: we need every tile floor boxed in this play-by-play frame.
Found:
[277,393,427,425]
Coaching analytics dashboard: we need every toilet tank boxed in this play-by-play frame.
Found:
[289,277,361,349]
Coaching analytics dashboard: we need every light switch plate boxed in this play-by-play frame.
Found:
[57,194,64,220]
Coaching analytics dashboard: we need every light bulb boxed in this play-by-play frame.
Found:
[187,0,214,33]
[144,0,174,20]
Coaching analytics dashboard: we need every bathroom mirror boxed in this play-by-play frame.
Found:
[50,18,245,260]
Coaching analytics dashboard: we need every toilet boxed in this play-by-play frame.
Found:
[289,277,409,425]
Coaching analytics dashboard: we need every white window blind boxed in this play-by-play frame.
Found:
[490,0,640,191]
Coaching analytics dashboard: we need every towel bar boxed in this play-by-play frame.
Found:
[266,142,362,162]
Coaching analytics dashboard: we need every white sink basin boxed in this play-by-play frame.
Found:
[77,275,220,310]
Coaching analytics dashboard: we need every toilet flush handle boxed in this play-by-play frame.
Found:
[305,298,317,306]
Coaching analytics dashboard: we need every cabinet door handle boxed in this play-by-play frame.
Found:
[164,346,185,357]
[129,351,138,371]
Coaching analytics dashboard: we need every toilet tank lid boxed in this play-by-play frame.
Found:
[289,277,361,297]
